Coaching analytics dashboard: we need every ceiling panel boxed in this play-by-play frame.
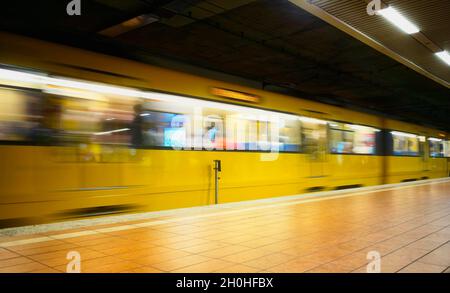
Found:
[0,0,448,130]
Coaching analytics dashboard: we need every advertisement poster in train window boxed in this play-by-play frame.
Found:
[353,130,375,154]
[393,135,419,156]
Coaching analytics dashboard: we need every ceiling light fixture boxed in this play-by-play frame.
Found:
[348,124,380,132]
[390,131,417,138]
[377,7,419,34]
[435,51,450,66]
[298,117,327,125]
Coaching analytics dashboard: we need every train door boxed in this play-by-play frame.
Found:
[301,120,328,178]
[421,136,429,179]
[54,94,136,191]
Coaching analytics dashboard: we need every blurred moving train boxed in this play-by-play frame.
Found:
[0,32,449,227]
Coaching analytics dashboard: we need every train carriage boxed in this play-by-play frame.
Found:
[0,32,448,227]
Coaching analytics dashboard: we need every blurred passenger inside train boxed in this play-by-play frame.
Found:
[130,103,144,148]
[28,96,62,145]
[206,122,217,143]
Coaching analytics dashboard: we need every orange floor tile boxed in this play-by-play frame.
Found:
[0,180,449,273]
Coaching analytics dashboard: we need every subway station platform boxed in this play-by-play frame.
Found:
[1,179,449,273]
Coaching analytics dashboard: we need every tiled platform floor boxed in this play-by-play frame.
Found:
[1,180,450,273]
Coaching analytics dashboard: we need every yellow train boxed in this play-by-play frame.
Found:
[0,32,449,227]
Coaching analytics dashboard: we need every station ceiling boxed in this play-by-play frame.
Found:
[0,0,449,131]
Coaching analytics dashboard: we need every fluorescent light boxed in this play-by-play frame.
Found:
[348,124,380,132]
[298,117,327,125]
[0,67,143,98]
[377,7,419,34]
[0,68,46,84]
[43,87,108,101]
[46,77,142,98]
[391,131,417,138]
[0,66,302,121]
[94,128,130,136]
[435,51,450,66]
[143,91,298,120]
[428,137,442,142]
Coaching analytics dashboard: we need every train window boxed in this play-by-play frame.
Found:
[205,109,253,151]
[391,131,420,156]
[0,67,307,154]
[279,117,301,152]
[98,100,134,146]
[226,113,270,151]
[32,85,145,159]
[203,115,224,150]
[140,111,184,148]
[330,128,353,154]
[258,119,271,151]
[0,84,139,150]
[253,116,301,153]
[353,125,377,154]
[428,138,444,158]
[138,98,194,149]
[300,118,327,154]
[0,87,39,142]
[46,94,135,146]
[329,123,377,155]
[443,141,450,158]
[202,107,299,153]
[162,114,188,148]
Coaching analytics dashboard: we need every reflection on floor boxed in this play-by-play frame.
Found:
[0,180,450,273]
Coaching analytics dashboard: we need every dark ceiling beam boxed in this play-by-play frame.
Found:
[98,14,160,37]
[97,0,181,36]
